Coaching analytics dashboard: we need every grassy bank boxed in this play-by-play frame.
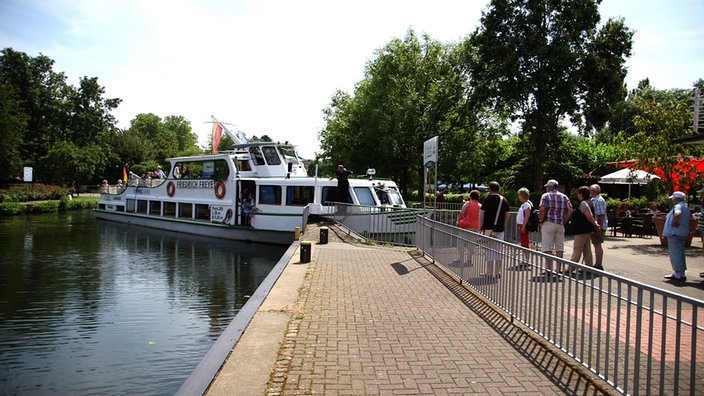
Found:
[0,196,99,216]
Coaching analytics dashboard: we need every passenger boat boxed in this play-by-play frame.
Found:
[95,123,406,245]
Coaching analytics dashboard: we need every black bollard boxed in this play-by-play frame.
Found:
[300,241,311,263]
[319,226,328,244]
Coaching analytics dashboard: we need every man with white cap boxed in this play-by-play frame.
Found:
[662,191,691,282]
[539,179,573,275]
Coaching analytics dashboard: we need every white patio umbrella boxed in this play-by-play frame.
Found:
[599,168,661,198]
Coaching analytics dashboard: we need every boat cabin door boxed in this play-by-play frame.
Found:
[239,181,256,226]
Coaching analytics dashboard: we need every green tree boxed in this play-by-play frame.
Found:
[0,48,69,177]
[0,48,120,183]
[0,83,28,178]
[319,30,491,196]
[39,141,108,186]
[66,76,121,147]
[468,0,633,191]
[163,115,199,155]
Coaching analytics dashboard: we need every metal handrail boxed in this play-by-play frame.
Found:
[416,216,703,396]
[323,202,703,394]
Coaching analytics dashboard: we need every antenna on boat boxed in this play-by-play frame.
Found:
[209,115,248,145]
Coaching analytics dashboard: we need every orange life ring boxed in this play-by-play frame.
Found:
[166,181,175,197]
[214,181,226,199]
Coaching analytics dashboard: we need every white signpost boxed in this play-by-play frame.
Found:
[23,167,33,182]
[423,136,438,209]
[23,167,33,201]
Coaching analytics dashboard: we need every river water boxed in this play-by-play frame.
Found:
[0,210,287,395]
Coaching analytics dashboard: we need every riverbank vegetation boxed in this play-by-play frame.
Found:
[0,184,97,215]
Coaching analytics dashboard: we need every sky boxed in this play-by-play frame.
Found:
[1,0,702,159]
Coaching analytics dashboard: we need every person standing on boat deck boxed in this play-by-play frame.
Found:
[663,191,691,282]
[479,181,510,279]
[241,192,255,226]
[155,166,165,179]
[128,171,140,187]
[330,164,353,204]
[173,164,181,179]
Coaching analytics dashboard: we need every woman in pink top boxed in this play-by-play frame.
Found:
[457,190,482,231]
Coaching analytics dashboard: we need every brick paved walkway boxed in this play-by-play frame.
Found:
[268,241,604,395]
[207,223,704,395]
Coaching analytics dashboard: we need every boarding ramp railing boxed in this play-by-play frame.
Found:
[417,216,703,396]
[325,202,542,248]
[322,203,430,246]
[301,204,310,234]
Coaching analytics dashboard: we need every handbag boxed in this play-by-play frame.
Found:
[489,195,505,235]
[564,217,574,235]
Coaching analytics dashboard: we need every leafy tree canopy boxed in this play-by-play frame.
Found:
[0,48,121,183]
[467,0,633,191]
[319,29,499,195]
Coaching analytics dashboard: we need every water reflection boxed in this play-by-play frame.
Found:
[0,211,286,395]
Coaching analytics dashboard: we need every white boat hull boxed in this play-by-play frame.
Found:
[94,209,296,245]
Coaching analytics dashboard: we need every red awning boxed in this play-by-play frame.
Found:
[612,157,704,191]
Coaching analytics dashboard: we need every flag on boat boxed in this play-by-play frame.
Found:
[122,166,127,183]
[212,122,223,154]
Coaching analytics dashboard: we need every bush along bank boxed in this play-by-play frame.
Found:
[0,196,98,216]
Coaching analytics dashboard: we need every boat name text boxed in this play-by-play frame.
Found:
[176,180,216,189]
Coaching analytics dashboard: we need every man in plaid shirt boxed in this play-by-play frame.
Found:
[539,179,573,274]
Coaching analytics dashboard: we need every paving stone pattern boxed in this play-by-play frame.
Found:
[266,224,609,395]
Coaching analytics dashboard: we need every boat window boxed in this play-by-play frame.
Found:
[321,187,335,206]
[174,159,230,180]
[385,187,405,206]
[195,204,210,220]
[149,201,161,215]
[178,163,200,179]
[237,160,251,171]
[213,160,230,180]
[354,187,377,206]
[258,185,281,205]
[250,147,265,166]
[200,161,216,179]
[262,146,281,165]
[179,202,193,218]
[164,202,176,217]
[137,200,148,214]
[278,146,299,165]
[286,186,314,206]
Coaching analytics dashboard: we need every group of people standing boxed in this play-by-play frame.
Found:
[538,180,606,277]
[456,179,609,279]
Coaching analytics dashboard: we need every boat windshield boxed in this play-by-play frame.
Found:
[278,146,300,165]
[376,186,405,206]
[354,187,377,206]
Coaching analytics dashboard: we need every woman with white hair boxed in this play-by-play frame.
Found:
[662,191,691,282]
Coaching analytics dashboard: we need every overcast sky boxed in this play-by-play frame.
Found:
[1,0,702,158]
